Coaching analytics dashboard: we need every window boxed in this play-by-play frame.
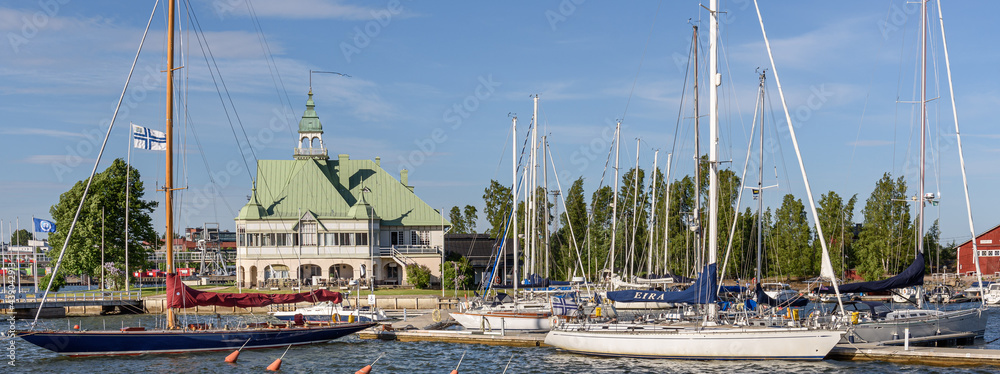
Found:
[390,232,402,246]
[276,233,287,246]
[355,233,369,246]
[411,230,430,246]
[301,222,317,246]
[324,233,337,246]
[237,226,246,246]
[339,233,352,246]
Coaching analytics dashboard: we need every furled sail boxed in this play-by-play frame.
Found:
[167,273,343,309]
[605,263,717,304]
[818,253,924,294]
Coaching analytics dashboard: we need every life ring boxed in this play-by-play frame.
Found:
[549,315,560,328]
[431,309,442,323]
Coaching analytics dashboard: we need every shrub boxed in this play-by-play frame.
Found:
[406,264,432,289]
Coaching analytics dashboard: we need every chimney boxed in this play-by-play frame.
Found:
[375,156,381,167]
[338,154,349,189]
[400,169,408,186]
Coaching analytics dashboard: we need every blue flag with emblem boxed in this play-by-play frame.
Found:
[551,294,579,316]
[132,123,167,151]
[33,218,56,233]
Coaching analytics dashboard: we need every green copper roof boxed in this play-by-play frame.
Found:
[298,92,323,133]
[236,156,449,227]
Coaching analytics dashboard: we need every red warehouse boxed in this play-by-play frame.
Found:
[956,223,1000,276]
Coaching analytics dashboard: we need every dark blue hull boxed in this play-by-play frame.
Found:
[17,322,377,356]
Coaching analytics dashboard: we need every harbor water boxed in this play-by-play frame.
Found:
[7,304,1000,373]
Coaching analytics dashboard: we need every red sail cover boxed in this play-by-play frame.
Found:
[166,273,342,309]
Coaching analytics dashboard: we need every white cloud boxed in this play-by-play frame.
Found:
[213,0,409,21]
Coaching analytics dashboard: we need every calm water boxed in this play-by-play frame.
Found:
[7,305,1000,373]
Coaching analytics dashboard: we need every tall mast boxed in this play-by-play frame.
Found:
[916,0,928,309]
[530,95,539,278]
[543,135,550,278]
[692,25,703,271]
[663,153,672,274]
[630,138,641,279]
[647,150,659,277]
[512,116,518,291]
[165,0,177,329]
[756,71,766,283]
[707,0,720,321]
[610,121,620,286]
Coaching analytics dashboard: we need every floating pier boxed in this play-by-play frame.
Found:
[828,342,1000,366]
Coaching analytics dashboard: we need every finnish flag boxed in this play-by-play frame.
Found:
[132,123,167,151]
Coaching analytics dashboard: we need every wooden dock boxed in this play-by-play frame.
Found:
[828,342,1000,366]
[358,328,548,347]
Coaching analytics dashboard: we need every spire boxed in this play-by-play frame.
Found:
[298,91,323,133]
[295,91,328,160]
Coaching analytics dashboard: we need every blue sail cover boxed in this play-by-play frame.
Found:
[605,263,717,304]
[819,253,925,294]
[755,283,809,307]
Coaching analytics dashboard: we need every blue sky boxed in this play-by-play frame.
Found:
[2,0,999,246]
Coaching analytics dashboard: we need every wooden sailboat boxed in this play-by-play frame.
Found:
[16,0,375,356]
[544,0,844,360]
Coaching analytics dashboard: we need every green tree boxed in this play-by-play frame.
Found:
[552,177,587,280]
[9,229,33,246]
[854,173,914,281]
[772,194,811,278]
[923,219,941,273]
[482,180,513,239]
[617,167,648,276]
[812,191,858,278]
[441,256,473,291]
[462,205,478,233]
[588,185,614,277]
[405,264,432,289]
[47,158,158,291]
[449,206,467,234]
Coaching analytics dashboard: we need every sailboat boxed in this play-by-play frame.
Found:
[815,0,987,345]
[544,0,844,360]
[16,0,376,356]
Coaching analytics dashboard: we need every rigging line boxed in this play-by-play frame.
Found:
[183,0,256,185]
[31,0,161,329]
[619,0,662,123]
[846,0,896,199]
[245,0,297,137]
[547,145,591,282]
[669,28,696,157]
[493,117,514,181]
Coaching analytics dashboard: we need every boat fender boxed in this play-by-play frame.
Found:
[225,350,241,363]
[432,309,442,323]
[355,365,372,374]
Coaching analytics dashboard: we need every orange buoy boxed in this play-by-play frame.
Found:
[225,337,252,363]
[73,325,80,330]
[267,344,292,371]
[266,358,282,371]
[449,370,458,374]
[355,365,372,374]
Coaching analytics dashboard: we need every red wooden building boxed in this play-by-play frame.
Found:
[956,223,1000,276]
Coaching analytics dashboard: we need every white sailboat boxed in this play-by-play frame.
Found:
[545,0,844,360]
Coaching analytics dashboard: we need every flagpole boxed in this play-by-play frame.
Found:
[126,124,133,292]
[32,215,36,293]
[16,218,21,294]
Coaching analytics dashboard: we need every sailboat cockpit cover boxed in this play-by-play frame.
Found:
[167,273,343,308]
[605,263,717,304]
[818,253,925,294]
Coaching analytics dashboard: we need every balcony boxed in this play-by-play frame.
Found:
[294,147,328,159]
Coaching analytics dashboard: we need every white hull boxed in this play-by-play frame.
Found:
[545,324,843,360]
[451,311,552,331]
